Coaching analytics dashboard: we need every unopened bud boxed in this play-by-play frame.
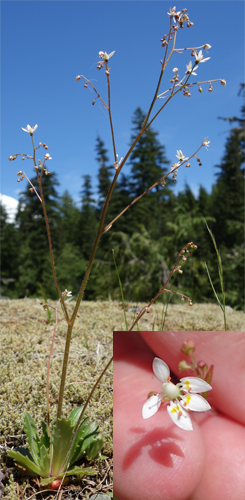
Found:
[198,87,203,93]
[9,156,13,161]
[84,83,88,88]
[181,339,195,355]
[178,360,192,371]
[17,171,23,176]
[45,145,49,150]
[189,301,193,306]
[76,75,81,81]
[221,79,226,86]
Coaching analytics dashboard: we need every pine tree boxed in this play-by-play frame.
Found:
[0,203,20,297]
[128,107,172,236]
[15,172,61,297]
[78,175,97,261]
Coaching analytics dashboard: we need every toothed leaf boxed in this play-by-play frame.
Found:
[23,412,41,467]
[51,418,74,476]
[7,449,43,476]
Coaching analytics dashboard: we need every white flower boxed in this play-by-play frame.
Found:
[195,50,210,64]
[202,137,210,150]
[186,60,198,76]
[44,153,52,160]
[22,124,38,135]
[176,150,187,162]
[142,357,212,431]
[98,50,115,62]
[167,6,181,22]
[203,43,212,51]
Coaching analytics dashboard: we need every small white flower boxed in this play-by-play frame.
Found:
[142,358,212,431]
[22,124,38,135]
[203,43,212,51]
[176,150,187,162]
[186,61,198,76]
[195,50,210,64]
[202,137,210,150]
[98,50,115,62]
[167,6,181,22]
[44,153,52,160]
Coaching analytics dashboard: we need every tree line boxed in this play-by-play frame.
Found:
[1,104,244,310]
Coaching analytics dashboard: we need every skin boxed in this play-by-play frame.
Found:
[113,331,245,500]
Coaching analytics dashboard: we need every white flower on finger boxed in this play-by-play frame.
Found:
[22,124,38,135]
[142,357,212,431]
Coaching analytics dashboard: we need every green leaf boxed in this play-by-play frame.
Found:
[7,449,43,476]
[84,434,103,460]
[51,418,74,477]
[23,412,41,467]
[40,421,50,449]
[39,445,51,477]
[68,407,88,428]
[68,419,95,466]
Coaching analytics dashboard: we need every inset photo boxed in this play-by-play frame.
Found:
[113,330,245,500]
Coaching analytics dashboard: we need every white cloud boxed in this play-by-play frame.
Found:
[0,194,18,223]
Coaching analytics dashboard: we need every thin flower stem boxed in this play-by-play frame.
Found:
[102,143,203,233]
[37,176,70,324]
[142,20,177,129]
[79,76,109,109]
[46,300,61,438]
[105,64,117,162]
[128,242,194,331]
[30,135,69,323]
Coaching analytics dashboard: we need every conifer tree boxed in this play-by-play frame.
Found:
[128,107,172,236]
[15,173,61,297]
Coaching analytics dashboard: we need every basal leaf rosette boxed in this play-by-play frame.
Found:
[7,407,103,487]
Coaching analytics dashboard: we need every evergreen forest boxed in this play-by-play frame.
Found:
[1,103,244,311]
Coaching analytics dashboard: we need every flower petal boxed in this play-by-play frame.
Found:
[142,395,161,419]
[153,358,170,382]
[180,377,212,393]
[167,401,193,431]
[180,393,211,412]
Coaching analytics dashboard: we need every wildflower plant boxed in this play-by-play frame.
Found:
[8,5,225,491]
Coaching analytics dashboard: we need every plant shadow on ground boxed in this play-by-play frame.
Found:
[0,298,244,498]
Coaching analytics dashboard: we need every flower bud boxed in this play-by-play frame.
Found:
[178,360,192,371]
[181,339,195,354]
[221,79,226,86]
[76,75,81,81]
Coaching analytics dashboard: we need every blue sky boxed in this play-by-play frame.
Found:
[1,0,244,208]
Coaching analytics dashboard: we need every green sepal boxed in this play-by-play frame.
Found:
[39,466,96,486]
